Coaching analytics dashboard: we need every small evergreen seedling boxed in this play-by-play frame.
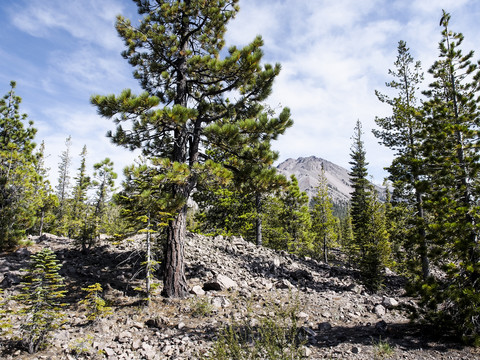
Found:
[0,289,13,337]
[17,248,66,353]
[79,283,112,322]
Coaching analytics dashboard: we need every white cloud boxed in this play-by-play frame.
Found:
[47,46,133,95]
[10,0,126,50]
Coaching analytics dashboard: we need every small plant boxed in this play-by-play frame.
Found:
[0,289,13,337]
[69,335,94,357]
[79,283,112,322]
[373,337,394,359]
[190,297,214,318]
[16,248,66,353]
[206,295,305,360]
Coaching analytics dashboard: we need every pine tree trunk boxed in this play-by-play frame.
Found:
[162,205,188,298]
[323,233,328,264]
[39,209,45,236]
[255,193,262,246]
[146,215,151,306]
[416,191,430,280]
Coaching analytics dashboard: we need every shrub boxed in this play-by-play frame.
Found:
[206,296,306,360]
[16,248,66,353]
[79,283,112,322]
[0,289,12,337]
[373,337,394,359]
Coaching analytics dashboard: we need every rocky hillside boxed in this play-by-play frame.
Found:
[277,156,385,205]
[0,234,476,359]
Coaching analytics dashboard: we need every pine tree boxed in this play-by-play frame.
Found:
[30,141,58,236]
[91,0,292,298]
[0,81,38,250]
[55,136,72,236]
[79,283,112,322]
[419,11,480,344]
[56,136,71,207]
[71,145,92,250]
[349,120,390,290]
[17,248,66,353]
[348,120,370,261]
[115,160,178,305]
[373,40,429,280]
[90,158,117,238]
[361,188,391,291]
[339,213,354,256]
[194,141,287,245]
[194,184,256,238]
[262,175,311,256]
[310,166,337,263]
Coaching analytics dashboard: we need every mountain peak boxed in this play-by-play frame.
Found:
[277,156,352,205]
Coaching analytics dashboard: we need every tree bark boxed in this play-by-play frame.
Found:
[255,193,262,246]
[162,204,188,298]
[323,233,328,264]
[146,213,152,305]
[39,209,45,236]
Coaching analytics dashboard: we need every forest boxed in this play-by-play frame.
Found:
[1,0,480,357]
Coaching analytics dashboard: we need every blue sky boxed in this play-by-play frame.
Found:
[1,0,480,188]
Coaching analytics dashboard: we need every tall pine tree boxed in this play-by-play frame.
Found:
[91,0,292,298]
[349,120,390,290]
[311,166,337,263]
[420,11,480,344]
[71,145,91,250]
[0,81,37,249]
[373,40,429,280]
[348,120,370,261]
[55,136,72,236]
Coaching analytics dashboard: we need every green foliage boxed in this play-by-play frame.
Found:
[373,40,429,281]
[373,11,480,343]
[194,183,256,240]
[189,297,215,318]
[310,167,337,263]
[115,160,176,304]
[16,248,66,353]
[262,175,312,256]
[360,190,391,291]
[0,289,12,337]
[339,213,354,255]
[206,297,305,360]
[0,81,38,250]
[348,120,391,291]
[54,136,72,236]
[71,145,92,250]
[68,334,94,358]
[79,283,112,322]
[373,337,394,359]
[91,158,117,236]
[411,11,480,344]
[28,140,58,236]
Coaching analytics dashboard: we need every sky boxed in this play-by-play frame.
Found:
[1,0,480,189]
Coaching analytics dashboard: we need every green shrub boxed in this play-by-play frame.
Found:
[190,297,215,318]
[206,296,306,360]
[373,337,394,359]
[68,335,94,357]
[0,289,12,337]
[79,283,112,322]
[16,248,66,353]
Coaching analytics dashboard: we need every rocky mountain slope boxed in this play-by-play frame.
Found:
[0,234,476,359]
[276,156,385,205]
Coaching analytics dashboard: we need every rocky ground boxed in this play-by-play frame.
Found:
[1,232,479,359]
